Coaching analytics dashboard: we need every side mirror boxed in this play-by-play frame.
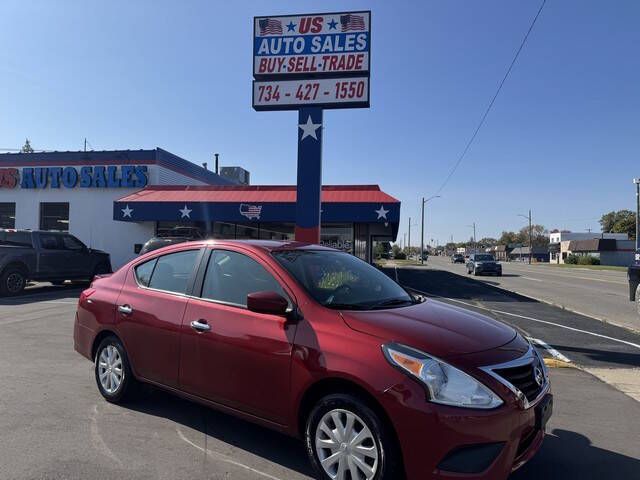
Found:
[247,291,289,316]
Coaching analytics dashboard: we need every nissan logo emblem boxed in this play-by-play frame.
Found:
[534,366,544,387]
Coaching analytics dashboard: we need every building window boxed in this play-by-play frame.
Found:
[39,203,69,231]
[0,203,16,229]
[321,223,354,253]
[156,221,206,239]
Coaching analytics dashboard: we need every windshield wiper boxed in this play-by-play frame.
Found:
[322,302,369,311]
[369,298,415,310]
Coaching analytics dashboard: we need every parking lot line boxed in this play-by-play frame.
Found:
[529,338,572,363]
[176,427,283,480]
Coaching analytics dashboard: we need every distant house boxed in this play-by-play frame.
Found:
[562,239,634,266]
[508,246,549,263]
[490,244,512,261]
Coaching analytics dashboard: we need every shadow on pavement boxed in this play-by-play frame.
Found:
[123,386,314,477]
[511,429,640,479]
[549,345,640,368]
[0,284,82,305]
[386,268,535,303]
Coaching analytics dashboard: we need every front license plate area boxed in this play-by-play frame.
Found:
[535,394,553,431]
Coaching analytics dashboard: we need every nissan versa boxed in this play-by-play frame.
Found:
[74,240,552,480]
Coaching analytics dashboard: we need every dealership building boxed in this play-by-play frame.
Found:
[0,149,400,268]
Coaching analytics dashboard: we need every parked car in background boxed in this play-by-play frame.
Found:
[467,253,502,276]
[451,253,465,263]
[138,227,205,255]
[0,230,111,295]
[627,263,640,314]
[74,239,551,480]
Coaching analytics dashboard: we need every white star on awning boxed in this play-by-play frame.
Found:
[375,205,389,220]
[121,205,133,218]
[179,205,192,218]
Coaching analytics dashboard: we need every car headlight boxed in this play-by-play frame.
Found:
[382,343,503,409]
[475,262,481,267]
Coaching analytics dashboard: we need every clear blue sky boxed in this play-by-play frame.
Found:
[1,0,638,244]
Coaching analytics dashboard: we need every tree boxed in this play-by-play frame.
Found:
[516,224,549,247]
[21,138,34,153]
[499,231,518,245]
[478,237,497,248]
[600,210,635,239]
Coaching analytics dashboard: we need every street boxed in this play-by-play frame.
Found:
[0,283,638,479]
[427,255,638,332]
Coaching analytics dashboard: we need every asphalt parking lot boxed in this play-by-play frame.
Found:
[1,285,639,479]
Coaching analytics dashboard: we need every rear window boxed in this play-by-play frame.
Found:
[0,231,33,247]
[135,249,200,294]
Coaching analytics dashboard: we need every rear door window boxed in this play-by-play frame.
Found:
[39,234,62,250]
[146,250,200,294]
[135,258,158,287]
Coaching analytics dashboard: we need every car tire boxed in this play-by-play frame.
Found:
[94,336,137,404]
[0,266,27,296]
[473,268,479,276]
[305,393,401,480]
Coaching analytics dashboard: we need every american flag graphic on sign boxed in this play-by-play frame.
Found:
[340,14,366,32]
[259,18,283,35]
[239,203,262,220]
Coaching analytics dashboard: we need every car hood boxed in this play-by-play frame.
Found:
[341,299,516,358]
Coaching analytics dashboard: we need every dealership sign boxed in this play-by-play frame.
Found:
[0,165,148,189]
[253,11,370,111]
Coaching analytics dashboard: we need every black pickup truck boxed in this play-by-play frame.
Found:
[0,230,112,296]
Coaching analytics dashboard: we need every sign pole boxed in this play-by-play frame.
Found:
[294,107,323,243]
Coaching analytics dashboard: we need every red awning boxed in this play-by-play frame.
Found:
[117,185,399,204]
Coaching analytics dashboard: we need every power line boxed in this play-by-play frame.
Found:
[435,0,547,195]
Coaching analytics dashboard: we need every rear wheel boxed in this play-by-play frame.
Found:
[0,266,27,296]
[305,394,401,480]
[94,336,137,403]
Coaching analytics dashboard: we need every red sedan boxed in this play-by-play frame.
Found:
[74,240,552,480]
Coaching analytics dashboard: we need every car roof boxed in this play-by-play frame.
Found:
[149,239,338,255]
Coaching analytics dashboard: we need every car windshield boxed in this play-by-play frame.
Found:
[475,254,495,261]
[272,250,415,310]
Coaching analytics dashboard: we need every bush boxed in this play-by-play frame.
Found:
[577,255,600,265]
[565,254,579,264]
[394,252,407,260]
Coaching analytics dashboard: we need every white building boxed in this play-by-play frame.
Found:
[549,231,630,264]
[0,149,232,268]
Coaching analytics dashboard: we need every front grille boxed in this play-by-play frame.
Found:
[493,358,544,403]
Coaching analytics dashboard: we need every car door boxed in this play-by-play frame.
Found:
[36,233,70,278]
[116,247,202,388]
[179,247,297,425]
[60,234,92,277]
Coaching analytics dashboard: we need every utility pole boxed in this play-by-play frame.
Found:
[528,209,532,265]
[634,179,640,261]
[517,210,533,264]
[84,138,87,152]
[408,217,411,252]
[421,195,441,264]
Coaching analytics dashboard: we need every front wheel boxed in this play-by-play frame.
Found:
[94,336,137,403]
[0,266,27,296]
[305,394,401,480]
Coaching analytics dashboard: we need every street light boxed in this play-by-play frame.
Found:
[421,195,441,265]
[517,210,532,264]
[634,179,640,261]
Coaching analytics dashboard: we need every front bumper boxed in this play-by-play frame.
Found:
[382,383,550,480]
[475,264,502,274]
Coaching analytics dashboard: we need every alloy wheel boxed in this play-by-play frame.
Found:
[315,408,379,480]
[6,272,25,294]
[97,345,124,394]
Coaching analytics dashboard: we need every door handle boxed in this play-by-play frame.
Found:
[190,319,211,332]
[118,304,133,315]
